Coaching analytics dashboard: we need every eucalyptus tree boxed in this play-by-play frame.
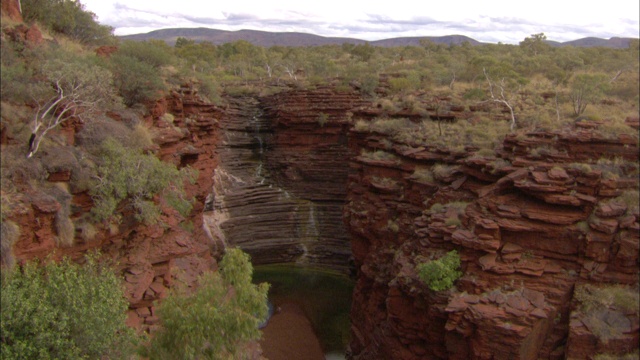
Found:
[27,51,119,158]
[569,73,610,116]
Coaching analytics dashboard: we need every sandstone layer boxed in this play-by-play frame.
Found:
[204,87,366,271]
[345,113,639,359]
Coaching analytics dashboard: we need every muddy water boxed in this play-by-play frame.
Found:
[253,264,354,359]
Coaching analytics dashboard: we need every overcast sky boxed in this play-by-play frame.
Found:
[81,0,639,44]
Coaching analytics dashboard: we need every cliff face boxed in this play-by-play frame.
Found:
[205,87,366,271]
[6,85,223,332]
[1,0,22,22]
[4,80,638,357]
[345,117,639,359]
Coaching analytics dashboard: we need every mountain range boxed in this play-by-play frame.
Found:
[119,27,636,49]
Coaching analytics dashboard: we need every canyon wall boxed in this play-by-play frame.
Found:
[6,85,223,332]
[205,87,366,271]
[345,116,639,359]
[4,74,638,359]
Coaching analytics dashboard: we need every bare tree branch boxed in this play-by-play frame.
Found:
[483,67,516,131]
[27,57,118,158]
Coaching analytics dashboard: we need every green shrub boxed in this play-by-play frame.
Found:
[353,119,370,132]
[428,203,445,214]
[417,250,463,291]
[444,217,462,227]
[317,113,329,127]
[359,73,379,96]
[614,190,639,214]
[89,138,192,224]
[76,221,97,242]
[573,283,639,343]
[360,149,398,162]
[143,248,270,360]
[388,73,420,94]
[21,0,115,45]
[118,40,174,69]
[432,164,457,180]
[0,61,33,104]
[110,54,166,106]
[411,168,434,183]
[568,162,593,173]
[370,117,411,135]
[387,220,400,233]
[194,75,222,105]
[1,253,137,359]
[463,88,485,100]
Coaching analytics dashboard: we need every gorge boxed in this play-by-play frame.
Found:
[6,82,638,359]
[1,1,639,358]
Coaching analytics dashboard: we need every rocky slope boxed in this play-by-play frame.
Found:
[345,113,639,359]
[3,83,224,333]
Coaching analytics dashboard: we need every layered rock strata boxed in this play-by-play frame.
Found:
[345,120,639,359]
[206,87,367,271]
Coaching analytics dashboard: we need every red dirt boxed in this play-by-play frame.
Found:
[260,302,325,360]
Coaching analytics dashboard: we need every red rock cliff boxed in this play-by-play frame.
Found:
[345,116,639,359]
[205,86,366,271]
[5,84,223,333]
[1,0,23,22]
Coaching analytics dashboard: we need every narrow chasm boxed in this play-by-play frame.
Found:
[203,88,366,358]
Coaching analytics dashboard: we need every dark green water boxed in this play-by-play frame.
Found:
[253,264,354,355]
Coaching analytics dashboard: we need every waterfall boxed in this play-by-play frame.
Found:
[306,203,319,240]
[296,201,320,264]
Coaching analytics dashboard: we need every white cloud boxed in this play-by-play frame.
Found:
[81,0,639,43]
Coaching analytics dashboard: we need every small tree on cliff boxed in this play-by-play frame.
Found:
[482,67,519,131]
[27,50,119,158]
[143,248,270,360]
[569,73,609,116]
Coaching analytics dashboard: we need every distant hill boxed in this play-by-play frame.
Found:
[119,28,367,47]
[119,27,635,49]
[118,28,485,47]
[370,35,482,47]
[546,37,636,48]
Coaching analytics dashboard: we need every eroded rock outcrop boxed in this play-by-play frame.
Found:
[5,84,223,332]
[1,0,23,22]
[345,118,639,359]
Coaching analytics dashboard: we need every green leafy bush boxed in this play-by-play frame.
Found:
[117,40,175,69]
[417,250,463,291]
[110,54,166,106]
[89,138,192,224]
[1,253,137,359]
[0,60,33,104]
[143,248,270,360]
[21,0,114,45]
